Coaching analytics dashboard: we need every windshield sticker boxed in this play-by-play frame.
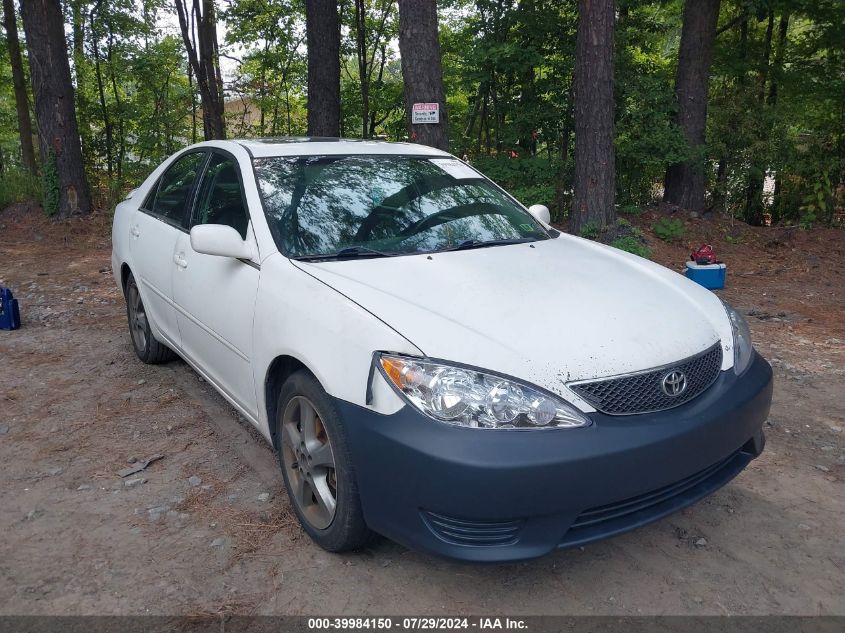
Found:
[430,158,481,180]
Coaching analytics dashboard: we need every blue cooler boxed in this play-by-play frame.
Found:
[685,261,726,289]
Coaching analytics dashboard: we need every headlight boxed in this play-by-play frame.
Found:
[723,301,754,374]
[377,354,591,430]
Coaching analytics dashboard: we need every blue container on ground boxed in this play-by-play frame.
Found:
[685,262,726,290]
[0,287,21,330]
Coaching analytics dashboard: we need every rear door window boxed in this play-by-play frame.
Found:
[146,152,206,227]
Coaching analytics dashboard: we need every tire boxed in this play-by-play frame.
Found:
[124,272,175,364]
[275,370,373,552]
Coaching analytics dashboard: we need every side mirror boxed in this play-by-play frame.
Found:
[527,204,551,225]
[190,224,252,259]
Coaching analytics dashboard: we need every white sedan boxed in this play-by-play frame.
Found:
[112,139,772,562]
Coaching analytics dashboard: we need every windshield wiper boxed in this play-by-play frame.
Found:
[293,246,399,262]
[449,237,539,251]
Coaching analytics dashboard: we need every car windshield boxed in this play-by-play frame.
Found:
[253,155,550,259]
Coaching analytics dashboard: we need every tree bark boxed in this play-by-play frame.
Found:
[354,0,369,138]
[2,0,37,173]
[767,14,789,222]
[71,0,90,157]
[517,0,537,156]
[663,0,721,212]
[397,0,449,151]
[174,0,226,140]
[571,0,616,234]
[767,13,789,106]
[20,0,92,217]
[107,23,125,178]
[305,0,341,137]
[90,6,113,176]
[744,10,775,226]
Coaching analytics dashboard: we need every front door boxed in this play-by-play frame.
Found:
[171,151,261,418]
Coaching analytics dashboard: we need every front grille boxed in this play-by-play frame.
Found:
[568,343,723,415]
[421,511,523,547]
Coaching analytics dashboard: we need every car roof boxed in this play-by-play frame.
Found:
[229,137,453,159]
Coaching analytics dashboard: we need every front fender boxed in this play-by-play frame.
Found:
[252,254,422,439]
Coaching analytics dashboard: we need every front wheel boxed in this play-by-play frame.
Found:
[276,370,372,552]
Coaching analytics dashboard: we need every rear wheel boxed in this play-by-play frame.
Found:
[124,272,175,364]
[276,370,372,551]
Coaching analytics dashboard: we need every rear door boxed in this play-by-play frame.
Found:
[128,150,207,349]
[171,151,261,418]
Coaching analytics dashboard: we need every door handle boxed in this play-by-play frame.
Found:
[130,225,140,238]
[173,253,188,269]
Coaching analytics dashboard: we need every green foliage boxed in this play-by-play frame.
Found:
[580,223,600,240]
[0,0,841,227]
[620,204,643,217]
[223,0,308,137]
[652,217,685,242]
[0,169,42,210]
[611,236,652,259]
[796,173,830,229]
[471,156,561,217]
[615,6,687,206]
[707,2,845,225]
[42,151,60,217]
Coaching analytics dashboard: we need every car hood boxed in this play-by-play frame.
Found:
[292,235,734,407]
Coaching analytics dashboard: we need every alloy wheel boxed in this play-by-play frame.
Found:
[127,283,148,352]
[281,396,338,529]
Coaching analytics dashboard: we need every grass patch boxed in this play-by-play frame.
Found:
[580,223,600,240]
[0,169,42,210]
[619,204,643,217]
[611,236,652,258]
[652,217,684,242]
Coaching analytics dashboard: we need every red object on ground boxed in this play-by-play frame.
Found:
[691,244,718,265]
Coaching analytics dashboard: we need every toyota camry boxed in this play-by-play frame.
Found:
[112,138,773,562]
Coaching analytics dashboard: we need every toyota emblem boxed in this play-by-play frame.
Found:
[661,370,687,397]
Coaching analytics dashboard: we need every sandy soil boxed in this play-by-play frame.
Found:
[0,203,843,616]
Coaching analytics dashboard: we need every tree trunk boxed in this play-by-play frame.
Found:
[354,0,369,138]
[305,0,340,137]
[767,13,789,106]
[90,8,113,176]
[517,0,537,156]
[571,0,616,234]
[71,1,90,158]
[743,10,775,226]
[187,61,198,144]
[107,23,125,179]
[174,0,226,140]
[2,0,37,173]
[767,13,789,223]
[397,0,449,151]
[662,0,721,212]
[20,0,92,217]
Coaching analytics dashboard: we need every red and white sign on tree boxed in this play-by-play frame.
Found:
[412,102,439,124]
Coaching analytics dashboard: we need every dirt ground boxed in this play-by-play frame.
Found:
[0,202,843,616]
